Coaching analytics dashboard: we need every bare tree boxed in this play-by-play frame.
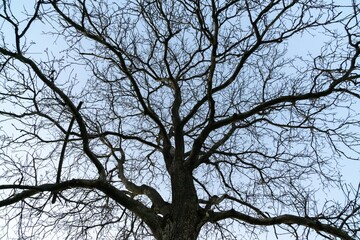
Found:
[0,0,360,239]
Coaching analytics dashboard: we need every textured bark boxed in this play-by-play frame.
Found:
[159,219,199,240]
[157,166,201,240]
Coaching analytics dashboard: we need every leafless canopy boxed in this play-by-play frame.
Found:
[0,0,360,239]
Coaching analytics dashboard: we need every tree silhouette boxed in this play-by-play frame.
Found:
[0,1,360,239]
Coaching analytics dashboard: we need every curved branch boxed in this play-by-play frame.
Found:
[0,48,106,179]
[209,209,354,240]
[103,137,169,215]
[0,180,97,207]
[50,2,169,144]
[52,101,83,203]
[0,179,162,235]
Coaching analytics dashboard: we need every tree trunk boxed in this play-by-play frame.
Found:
[157,166,201,240]
[159,219,200,240]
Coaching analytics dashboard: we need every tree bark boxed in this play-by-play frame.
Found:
[157,165,201,240]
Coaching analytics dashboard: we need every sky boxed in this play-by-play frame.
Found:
[0,1,359,239]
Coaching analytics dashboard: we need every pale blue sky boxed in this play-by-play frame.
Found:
[0,1,359,239]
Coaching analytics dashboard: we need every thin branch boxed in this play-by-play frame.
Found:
[52,101,83,204]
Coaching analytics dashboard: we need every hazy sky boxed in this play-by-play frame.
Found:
[0,1,359,239]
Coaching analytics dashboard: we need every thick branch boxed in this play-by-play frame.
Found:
[0,179,161,235]
[209,209,354,240]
